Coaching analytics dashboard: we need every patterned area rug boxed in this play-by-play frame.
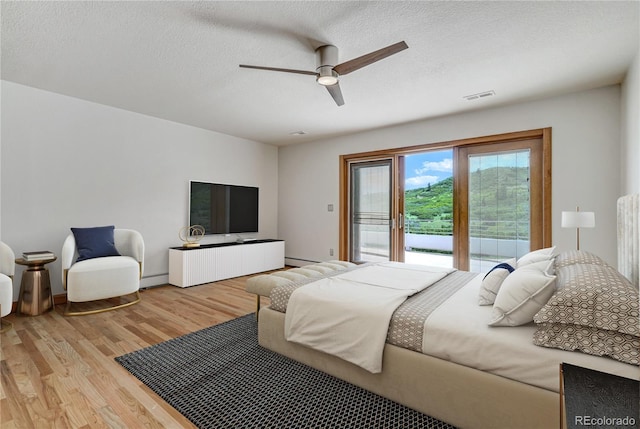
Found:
[116,314,456,429]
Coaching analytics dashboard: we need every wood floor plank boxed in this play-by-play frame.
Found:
[0,273,265,428]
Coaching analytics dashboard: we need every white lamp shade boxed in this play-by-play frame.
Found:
[561,211,595,228]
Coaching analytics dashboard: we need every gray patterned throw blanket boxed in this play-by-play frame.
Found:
[270,265,478,353]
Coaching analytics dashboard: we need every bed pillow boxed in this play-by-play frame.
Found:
[532,262,639,364]
[554,250,607,268]
[489,261,556,327]
[534,263,639,336]
[533,323,639,365]
[516,246,556,268]
[71,225,121,262]
[478,258,516,306]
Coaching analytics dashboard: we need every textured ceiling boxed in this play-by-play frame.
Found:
[2,1,638,146]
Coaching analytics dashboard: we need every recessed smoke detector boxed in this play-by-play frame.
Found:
[463,90,496,101]
[289,131,307,136]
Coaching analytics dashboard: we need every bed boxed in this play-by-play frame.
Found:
[255,195,640,429]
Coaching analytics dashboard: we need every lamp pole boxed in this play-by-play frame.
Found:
[575,206,581,251]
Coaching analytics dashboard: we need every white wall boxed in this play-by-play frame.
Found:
[278,85,624,268]
[621,49,640,195]
[1,81,279,298]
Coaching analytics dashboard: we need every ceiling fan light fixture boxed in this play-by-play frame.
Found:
[316,66,338,86]
[317,75,339,86]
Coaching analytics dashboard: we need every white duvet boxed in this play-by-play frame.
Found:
[284,262,454,373]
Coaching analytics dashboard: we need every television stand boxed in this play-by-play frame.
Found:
[168,239,284,287]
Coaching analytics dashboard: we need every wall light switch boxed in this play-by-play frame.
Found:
[328,204,334,212]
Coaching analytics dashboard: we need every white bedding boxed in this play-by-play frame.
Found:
[285,262,453,373]
[422,273,640,392]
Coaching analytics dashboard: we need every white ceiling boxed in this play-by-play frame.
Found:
[2,1,638,146]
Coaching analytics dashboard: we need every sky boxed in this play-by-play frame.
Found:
[404,149,530,190]
[405,150,453,190]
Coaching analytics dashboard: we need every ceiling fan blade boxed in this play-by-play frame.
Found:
[333,41,408,76]
[239,64,317,76]
[326,83,345,106]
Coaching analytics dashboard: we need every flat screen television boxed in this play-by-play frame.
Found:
[189,181,259,235]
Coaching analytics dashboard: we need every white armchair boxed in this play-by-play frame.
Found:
[0,241,15,332]
[61,228,144,316]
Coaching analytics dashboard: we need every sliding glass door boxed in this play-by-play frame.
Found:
[403,150,454,268]
[349,159,393,263]
[456,138,546,271]
[340,129,552,269]
[468,150,531,271]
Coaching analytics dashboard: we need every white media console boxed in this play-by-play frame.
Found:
[168,239,285,287]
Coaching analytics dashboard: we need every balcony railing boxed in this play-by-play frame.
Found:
[405,218,529,241]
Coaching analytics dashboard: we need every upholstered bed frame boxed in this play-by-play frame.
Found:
[259,308,557,428]
[256,194,639,429]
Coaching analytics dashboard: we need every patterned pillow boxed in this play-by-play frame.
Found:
[533,262,640,364]
[554,250,607,268]
[533,323,639,365]
[534,263,639,336]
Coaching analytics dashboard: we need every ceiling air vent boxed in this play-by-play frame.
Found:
[463,90,495,101]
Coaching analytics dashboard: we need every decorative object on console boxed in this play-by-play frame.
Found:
[178,225,205,248]
[561,207,595,250]
[0,242,15,333]
[62,228,144,316]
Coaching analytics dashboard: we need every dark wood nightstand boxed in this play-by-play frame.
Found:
[560,362,639,429]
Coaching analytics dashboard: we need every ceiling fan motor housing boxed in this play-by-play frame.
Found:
[316,45,339,85]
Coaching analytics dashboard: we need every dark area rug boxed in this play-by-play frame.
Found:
[116,314,456,429]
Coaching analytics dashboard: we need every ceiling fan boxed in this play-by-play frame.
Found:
[239,41,408,106]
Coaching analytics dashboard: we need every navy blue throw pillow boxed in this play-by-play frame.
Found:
[483,262,515,280]
[71,225,121,262]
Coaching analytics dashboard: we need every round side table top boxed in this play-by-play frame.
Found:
[15,256,57,268]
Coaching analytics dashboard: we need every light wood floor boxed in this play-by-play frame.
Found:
[0,275,268,428]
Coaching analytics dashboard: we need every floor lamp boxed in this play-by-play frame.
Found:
[561,207,595,251]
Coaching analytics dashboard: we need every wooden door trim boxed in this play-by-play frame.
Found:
[339,154,349,260]
[394,154,406,262]
[339,156,395,261]
[340,129,550,160]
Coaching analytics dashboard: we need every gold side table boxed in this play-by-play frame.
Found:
[16,257,56,316]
